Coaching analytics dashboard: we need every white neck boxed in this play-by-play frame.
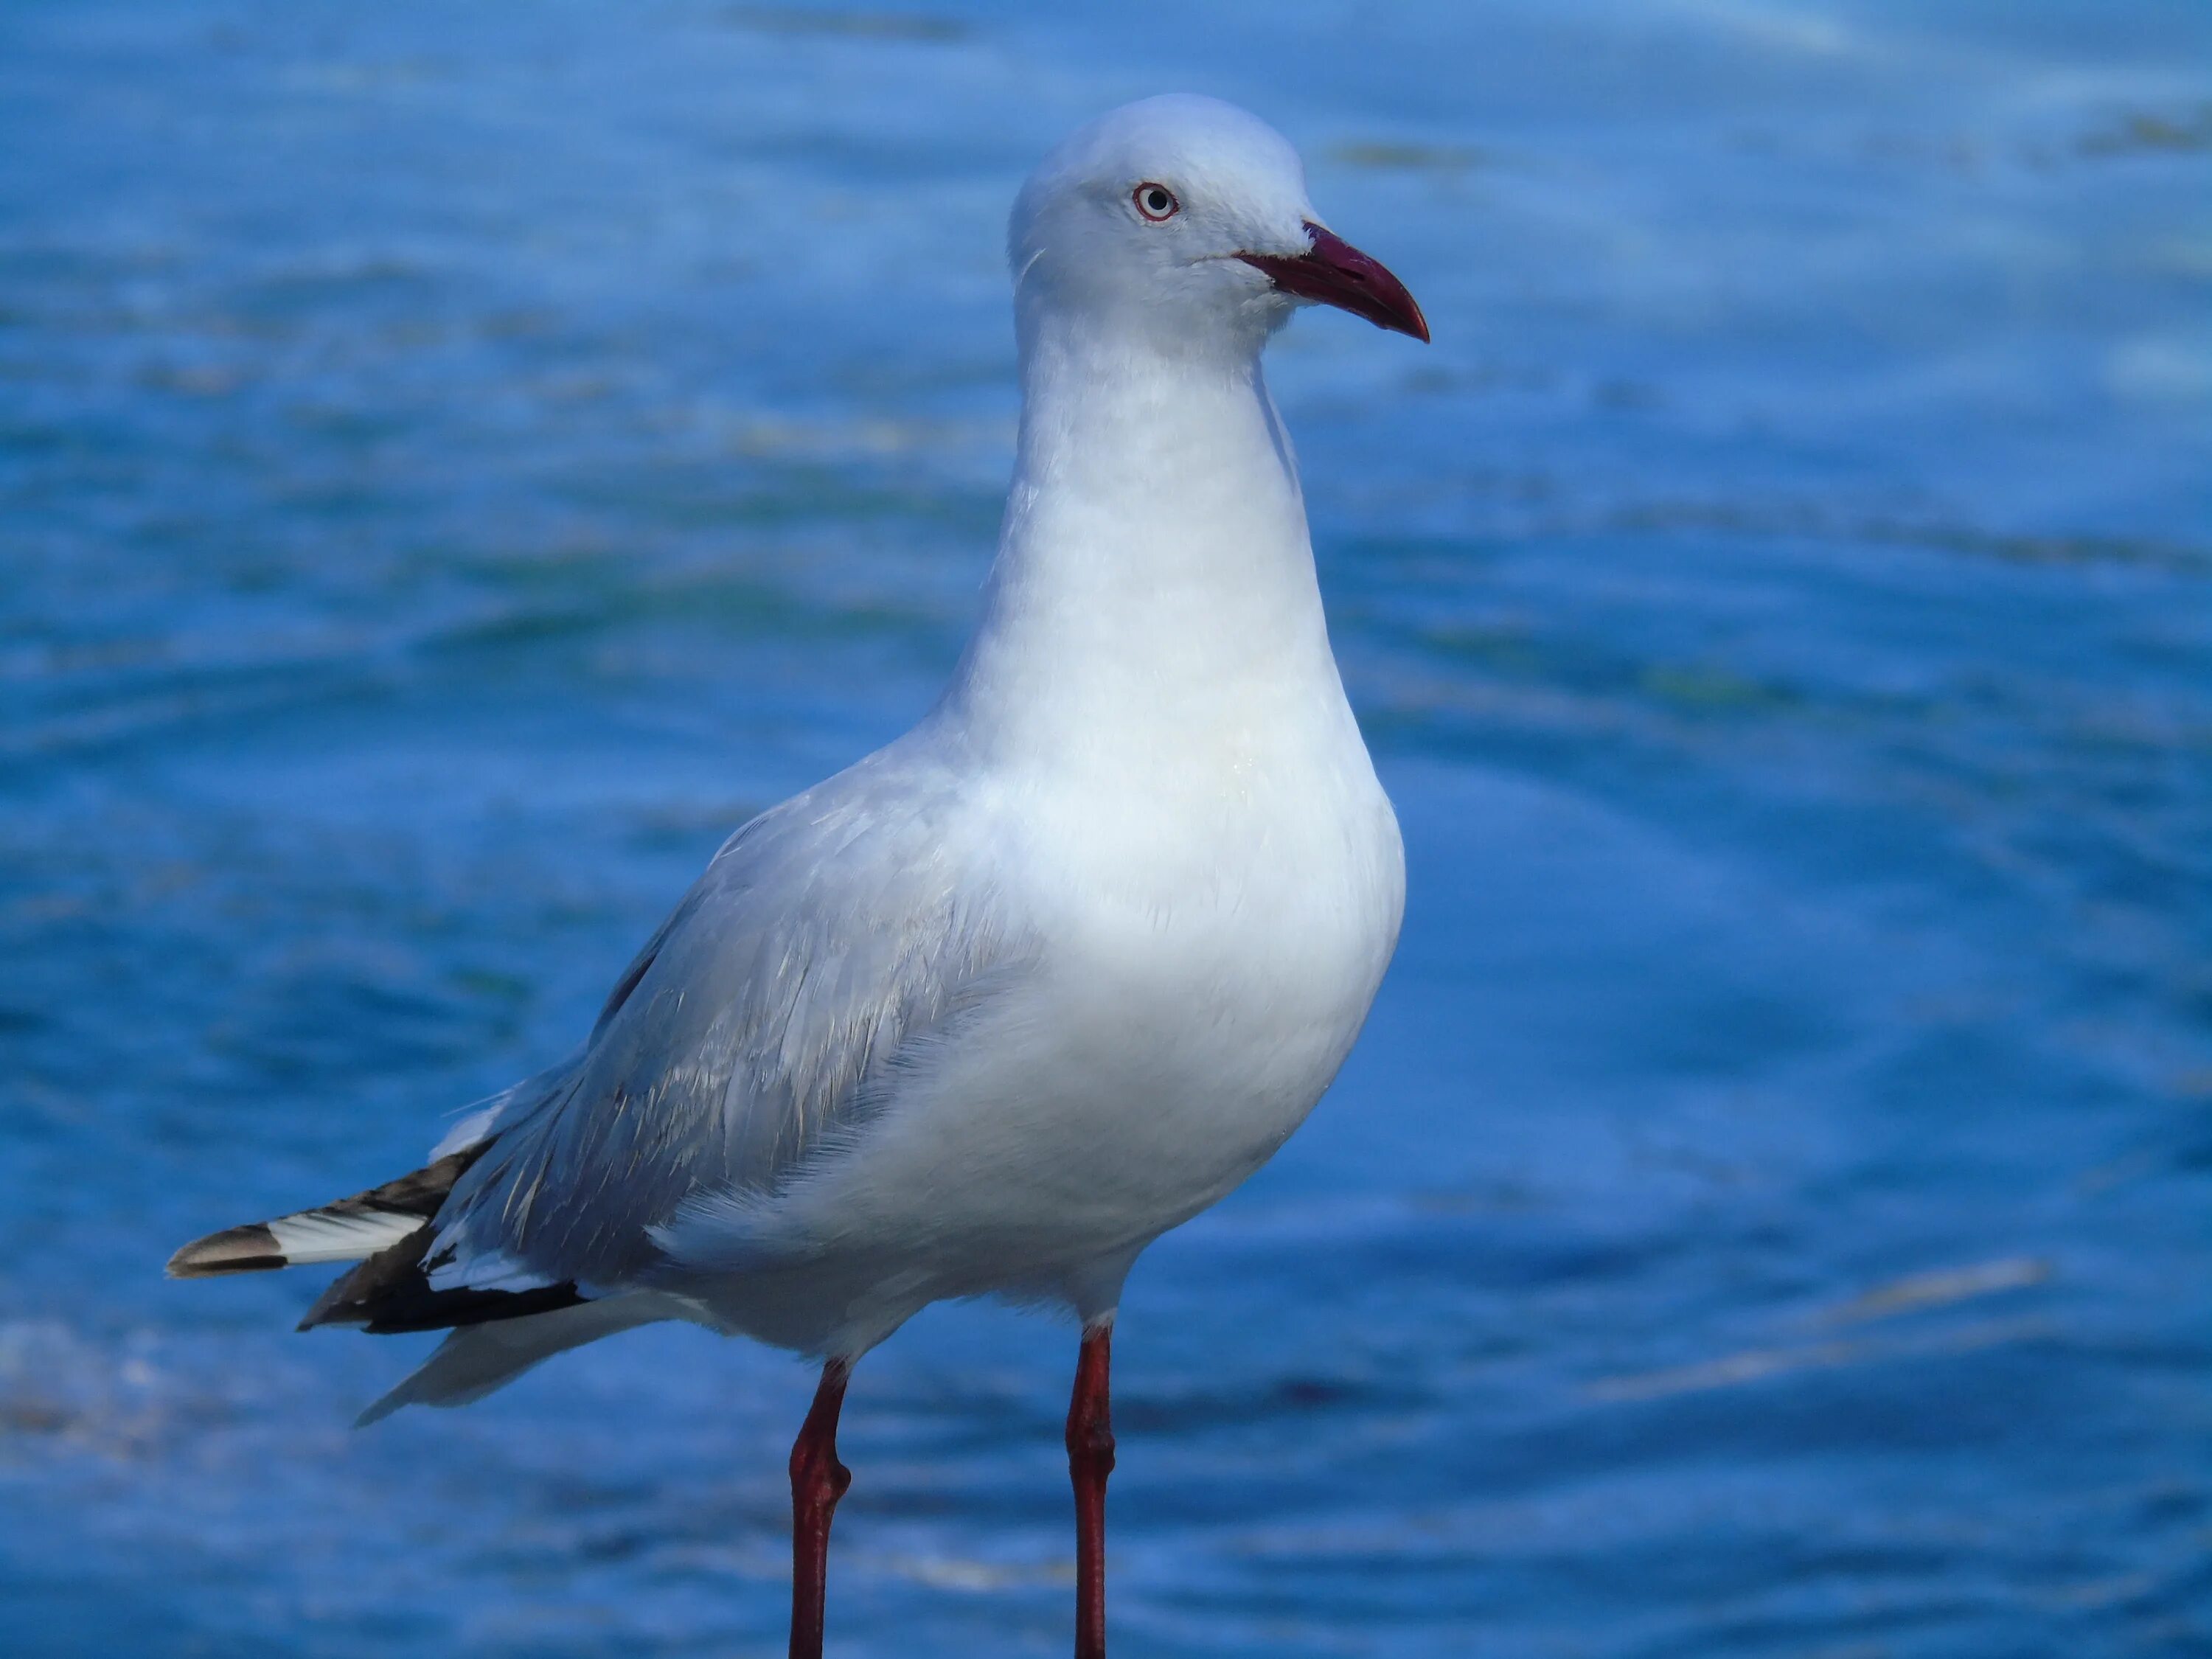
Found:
[937,305,1343,768]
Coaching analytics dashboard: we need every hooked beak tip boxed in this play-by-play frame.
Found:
[1239,221,1429,344]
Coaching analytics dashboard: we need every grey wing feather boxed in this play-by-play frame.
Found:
[427,743,1028,1288]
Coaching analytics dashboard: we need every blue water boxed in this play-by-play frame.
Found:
[4,2,2208,1654]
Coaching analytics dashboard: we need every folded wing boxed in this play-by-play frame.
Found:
[171,742,1031,1346]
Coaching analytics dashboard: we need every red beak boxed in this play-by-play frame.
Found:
[1239,222,1429,343]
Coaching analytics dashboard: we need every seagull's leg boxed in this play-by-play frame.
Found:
[1066,1320,1116,1659]
[788,1358,853,1659]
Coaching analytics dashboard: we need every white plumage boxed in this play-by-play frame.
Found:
[172,91,1416,1444]
[260,1207,424,1266]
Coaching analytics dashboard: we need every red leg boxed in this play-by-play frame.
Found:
[1066,1321,1116,1659]
[789,1360,852,1659]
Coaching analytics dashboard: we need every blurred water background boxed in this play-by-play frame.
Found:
[4,1,2210,1654]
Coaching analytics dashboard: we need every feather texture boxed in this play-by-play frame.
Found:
[167,1148,484,1278]
[420,743,1035,1294]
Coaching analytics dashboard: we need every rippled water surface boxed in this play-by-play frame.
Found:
[4,2,2210,1654]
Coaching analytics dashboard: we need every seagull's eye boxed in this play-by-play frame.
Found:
[1133,183,1180,223]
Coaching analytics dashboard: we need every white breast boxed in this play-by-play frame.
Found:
[1048,733,1402,1191]
[856,686,1405,1265]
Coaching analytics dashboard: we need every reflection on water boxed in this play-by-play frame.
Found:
[3,1,2208,1655]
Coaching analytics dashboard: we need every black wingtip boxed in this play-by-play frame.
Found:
[166,1223,286,1279]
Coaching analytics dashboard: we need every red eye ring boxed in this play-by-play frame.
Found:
[1133,182,1180,222]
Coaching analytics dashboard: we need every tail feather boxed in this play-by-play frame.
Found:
[164,1222,289,1277]
[355,1295,675,1425]
[170,1138,611,1381]
[166,1146,486,1279]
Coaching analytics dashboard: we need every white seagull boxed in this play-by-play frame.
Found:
[170,93,1427,1659]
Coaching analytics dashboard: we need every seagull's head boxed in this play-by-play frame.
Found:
[1009,94,1428,360]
